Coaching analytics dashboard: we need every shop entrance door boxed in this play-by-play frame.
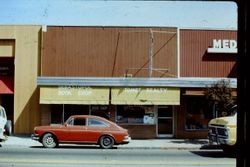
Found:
[157,106,174,138]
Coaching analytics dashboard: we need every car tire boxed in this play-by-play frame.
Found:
[4,120,12,136]
[99,135,114,149]
[42,133,58,148]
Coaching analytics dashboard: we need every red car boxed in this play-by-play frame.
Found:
[31,115,131,149]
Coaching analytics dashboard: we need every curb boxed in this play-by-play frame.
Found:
[1,136,210,150]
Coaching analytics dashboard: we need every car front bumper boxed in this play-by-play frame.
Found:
[31,133,40,141]
[0,128,7,141]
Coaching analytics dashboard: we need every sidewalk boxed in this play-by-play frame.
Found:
[1,135,212,150]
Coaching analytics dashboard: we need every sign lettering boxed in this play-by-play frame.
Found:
[58,86,92,96]
[207,39,237,53]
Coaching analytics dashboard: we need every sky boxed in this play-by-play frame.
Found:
[0,0,237,29]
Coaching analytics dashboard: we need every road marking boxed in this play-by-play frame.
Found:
[0,158,236,165]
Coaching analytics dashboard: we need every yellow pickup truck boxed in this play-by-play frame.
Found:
[208,105,237,152]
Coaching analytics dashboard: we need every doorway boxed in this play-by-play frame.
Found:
[157,106,174,138]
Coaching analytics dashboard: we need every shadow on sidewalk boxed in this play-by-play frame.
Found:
[170,139,224,150]
[171,139,208,145]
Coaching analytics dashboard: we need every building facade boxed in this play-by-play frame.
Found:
[0,25,237,139]
[177,29,237,138]
[0,25,41,133]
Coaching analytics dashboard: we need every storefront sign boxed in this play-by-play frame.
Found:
[57,86,92,96]
[124,88,167,93]
[207,39,237,53]
[40,86,109,104]
[111,87,180,105]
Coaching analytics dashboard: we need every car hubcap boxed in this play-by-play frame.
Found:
[103,137,111,146]
[46,136,54,145]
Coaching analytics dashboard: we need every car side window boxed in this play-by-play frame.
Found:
[74,118,86,126]
[88,118,108,127]
[67,118,86,126]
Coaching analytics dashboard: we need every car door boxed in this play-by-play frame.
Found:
[85,118,109,142]
[64,117,87,142]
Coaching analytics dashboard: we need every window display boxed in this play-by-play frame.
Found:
[185,97,214,130]
[90,105,110,119]
[51,105,110,125]
[51,105,89,124]
[116,105,155,124]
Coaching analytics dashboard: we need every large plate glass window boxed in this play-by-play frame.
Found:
[185,97,213,130]
[116,105,155,125]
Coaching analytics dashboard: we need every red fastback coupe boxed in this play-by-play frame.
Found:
[31,115,131,149]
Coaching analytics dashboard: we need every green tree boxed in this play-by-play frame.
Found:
[204,79,236,117]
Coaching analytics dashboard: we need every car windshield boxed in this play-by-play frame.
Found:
[229,105,237,116]
[0,108,6,119]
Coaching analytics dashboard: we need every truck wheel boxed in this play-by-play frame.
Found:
[4,120,12,136]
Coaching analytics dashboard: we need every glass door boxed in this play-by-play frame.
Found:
[157,106,174,138]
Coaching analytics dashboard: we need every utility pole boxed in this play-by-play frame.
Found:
[149,29,154,77]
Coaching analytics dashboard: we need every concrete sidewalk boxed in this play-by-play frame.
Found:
[1,135,211,150]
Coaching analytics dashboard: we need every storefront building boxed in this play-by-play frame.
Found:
[0,25,237,139]
[38,26,180,138]
[0,25,41,133]
[177,29,237,138]
[38,26,237,139]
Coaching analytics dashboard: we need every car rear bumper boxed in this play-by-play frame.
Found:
[121,136,131,144]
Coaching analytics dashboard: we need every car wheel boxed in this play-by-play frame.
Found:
[4,120,12,136]
[99,135,114,149]
[42,133,58,148]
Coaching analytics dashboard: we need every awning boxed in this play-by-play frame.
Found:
[0,77,14,94]
[40,87,110,104]
[183,89,237,97]
[111,87,180,105]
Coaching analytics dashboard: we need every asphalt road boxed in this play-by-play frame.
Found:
[0,146,236,167]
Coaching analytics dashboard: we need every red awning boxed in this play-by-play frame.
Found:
[0,77,14,94]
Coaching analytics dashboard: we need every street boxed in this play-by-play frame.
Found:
[0,145,236,167]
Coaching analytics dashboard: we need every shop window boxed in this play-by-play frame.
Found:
[51,105,63,124]
[64,105,89,121]
[90,105,110,119]
[116,105,155,124]
[51,104,89,124]
[185,97,214,130]
[0,57,14,76]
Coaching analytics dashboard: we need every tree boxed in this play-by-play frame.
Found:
[204,79,236,117]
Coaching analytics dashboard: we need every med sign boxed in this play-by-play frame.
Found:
[207,39,237,53]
